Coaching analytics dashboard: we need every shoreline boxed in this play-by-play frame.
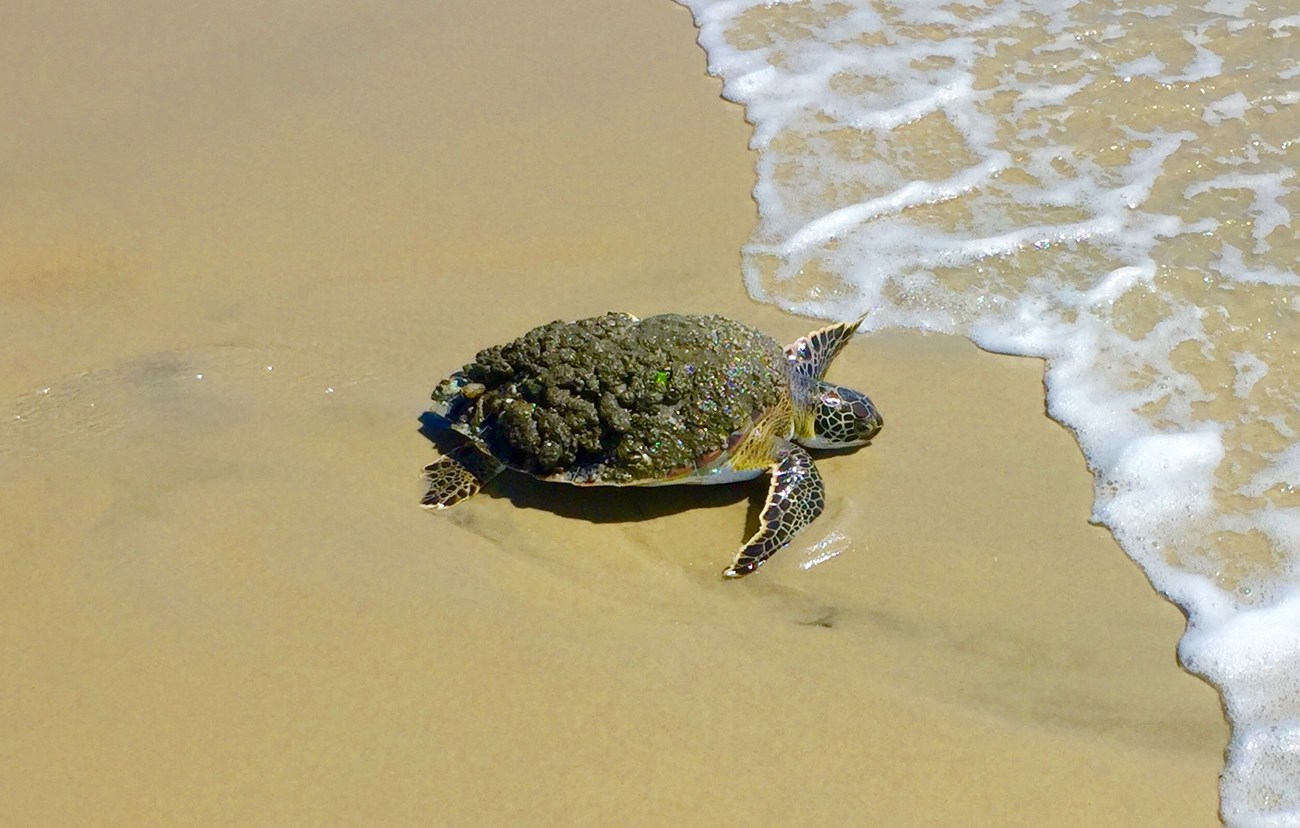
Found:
[0,1,1227,824]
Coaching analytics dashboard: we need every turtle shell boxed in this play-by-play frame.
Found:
[432,313,788,484]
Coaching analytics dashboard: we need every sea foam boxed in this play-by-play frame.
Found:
[679,0,1300,822]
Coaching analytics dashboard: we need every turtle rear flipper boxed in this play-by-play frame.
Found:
[724,443,825,578]
[421,444,504,509]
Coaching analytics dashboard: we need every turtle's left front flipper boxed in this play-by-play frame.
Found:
[724,443,825,578]
[421,444,504,509]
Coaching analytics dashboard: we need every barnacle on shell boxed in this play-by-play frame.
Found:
[457,313,786,480]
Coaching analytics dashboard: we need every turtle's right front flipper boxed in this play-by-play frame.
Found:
[421,444,504,509]
[724,443,825,578]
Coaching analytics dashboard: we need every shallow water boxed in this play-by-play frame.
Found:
[680,0,1299,821]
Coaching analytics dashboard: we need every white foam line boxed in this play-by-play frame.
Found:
[1187,171,1296,245]
[847,74,977,131]
[1015,75,1095,112]
[1215,244,1300,286]
[1069,262,1157,306]
[777,159,1010,257]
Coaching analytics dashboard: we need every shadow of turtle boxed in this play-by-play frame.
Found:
[418,412,760,526]
[416,414,872,631]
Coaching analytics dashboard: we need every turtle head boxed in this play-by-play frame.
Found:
[786,314,881,448]
[799,382,883,449]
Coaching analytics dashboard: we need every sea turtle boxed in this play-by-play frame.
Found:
[421,312,882,577]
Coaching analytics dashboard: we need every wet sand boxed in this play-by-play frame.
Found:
[0,1,1227,825]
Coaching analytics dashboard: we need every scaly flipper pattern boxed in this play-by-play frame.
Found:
[723,443,825,578]
[786,314,867,381]
[421,444,504,509]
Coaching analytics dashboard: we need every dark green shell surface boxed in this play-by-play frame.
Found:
[444,313,787,482]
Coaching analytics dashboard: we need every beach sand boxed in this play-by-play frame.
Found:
[0,1,1227,824]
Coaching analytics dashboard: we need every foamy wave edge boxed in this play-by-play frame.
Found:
[678,0,1300,823]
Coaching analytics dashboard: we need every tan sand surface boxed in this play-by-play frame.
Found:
[0,1,1226,825]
